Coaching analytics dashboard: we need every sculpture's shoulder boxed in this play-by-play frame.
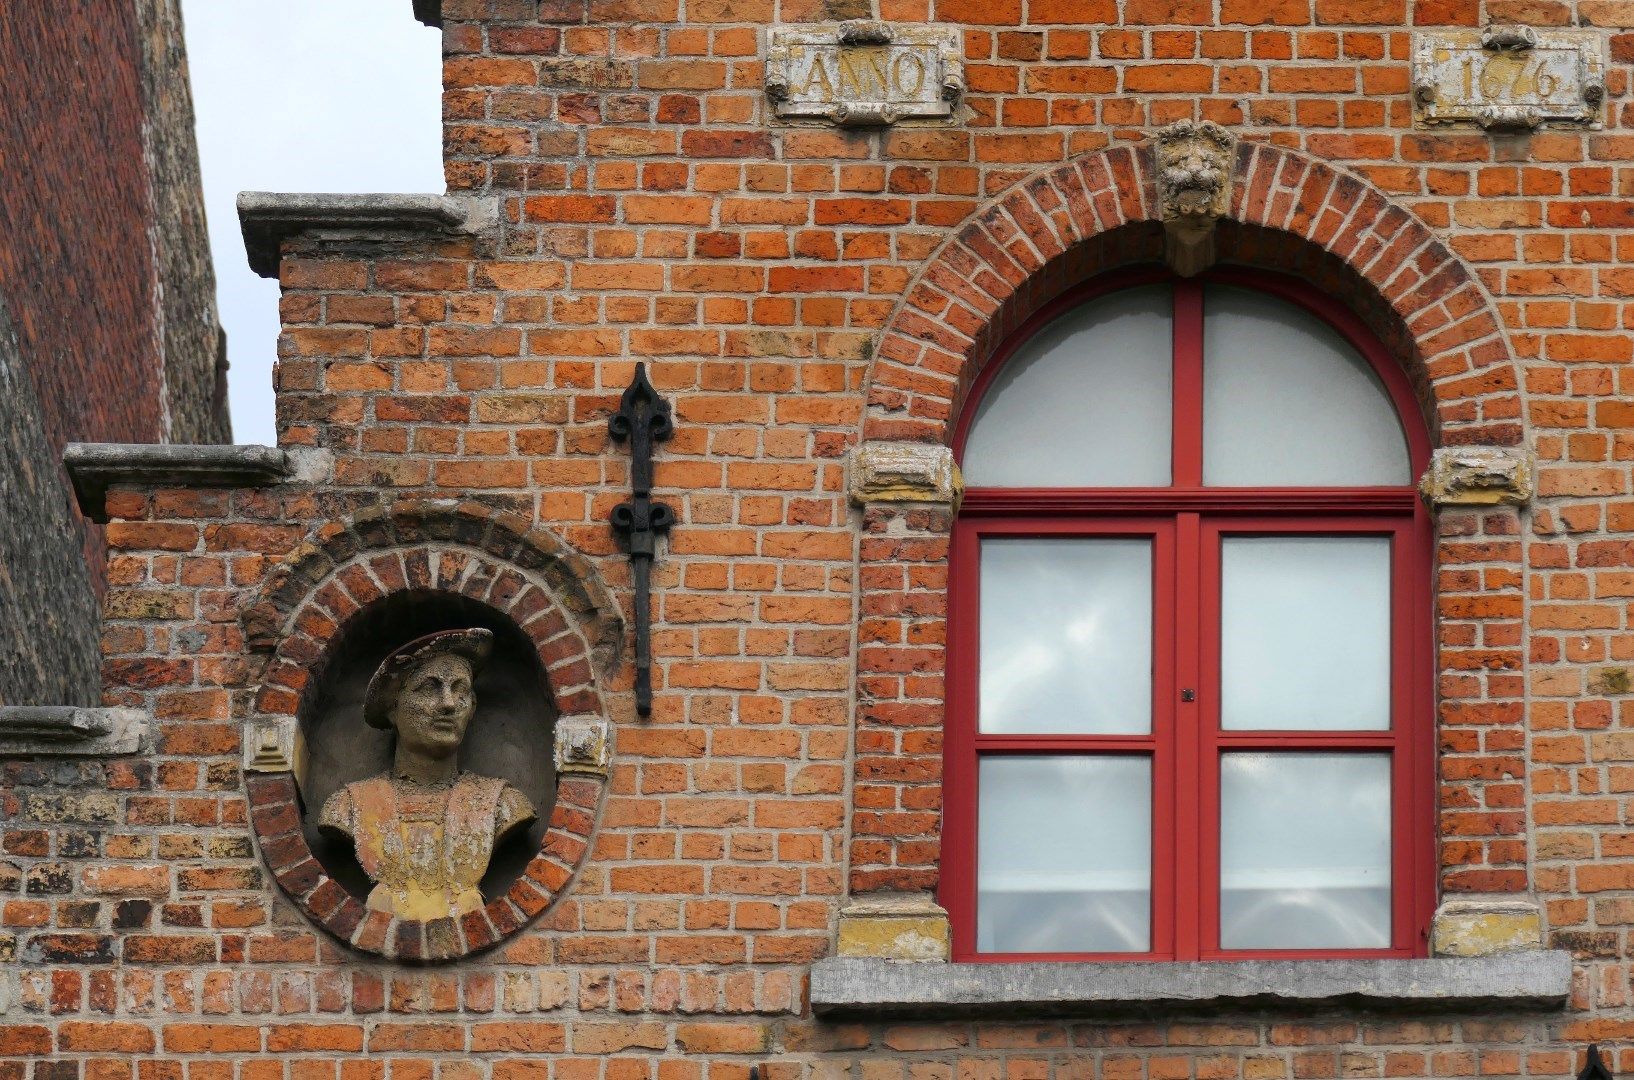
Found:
[318,774,392,838]
[493,780,538,840]
[318,786,354,837]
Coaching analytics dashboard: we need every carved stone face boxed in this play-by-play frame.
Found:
[389,653,476,760]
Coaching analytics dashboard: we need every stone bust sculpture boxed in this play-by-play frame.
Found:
[319,628,536,920]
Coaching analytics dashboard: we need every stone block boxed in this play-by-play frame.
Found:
[848,442,962,506]
[1419,447,1533,507]
[836,894,950,961]
[553,717,611,777]
[1431,899,1544,957]
[811,952,1574,1017]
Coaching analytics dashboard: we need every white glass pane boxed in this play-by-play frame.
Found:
[964,286,1172,487]
[980,538,1152,735]
[1220,752,1391,950]
[1221,536,1391,731]
[979,756,1151,953]
[1203,286,1410,486]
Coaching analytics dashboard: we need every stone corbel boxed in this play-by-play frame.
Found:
[237,192,498,279]
[1431,898,1544,957]
[244,715,299,774]
[0,707,150,757]
[1419,446,1533,507]
[848,442,963,507]
[1154,120,1235,278]
[554,717,611,778]
[836,894,951,961]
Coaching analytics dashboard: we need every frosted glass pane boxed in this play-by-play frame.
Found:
[980,538,1152,735]
[964,286,1172,487]
[979,756,1151,953]
[1220,753,1391,950]
[1221,537,1390,731]
[1203,287,1410,486]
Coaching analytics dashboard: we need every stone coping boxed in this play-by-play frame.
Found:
[412,0,440,26]
[809,953,1574,1018]
[64,443,291,523]
[238,192,497,277]
[0,707,151,757]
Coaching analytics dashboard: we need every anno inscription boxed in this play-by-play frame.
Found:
[766,21,963,127]
[1413,26,1604,130]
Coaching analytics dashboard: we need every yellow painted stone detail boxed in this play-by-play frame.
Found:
[837,897,951,961]
[1431,901,1543,957]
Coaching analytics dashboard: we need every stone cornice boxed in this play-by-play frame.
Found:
[64,443,291,523]
[237,192,497,278]
[0,707,151,757]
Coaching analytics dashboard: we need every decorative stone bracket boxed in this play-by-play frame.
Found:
[766,22,963,127]
[1419,446,1534,507]
[553,717,611,778]
[0,707,151,757]
[848,442,963,507]
[1154,120,1236,278]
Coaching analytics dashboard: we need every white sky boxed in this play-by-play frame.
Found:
[182,2,444,444]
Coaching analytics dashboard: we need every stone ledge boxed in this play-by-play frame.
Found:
[238,192,497,277]
[0,707,151,757]
[65,443,291,524]
[809,953,1574,1018]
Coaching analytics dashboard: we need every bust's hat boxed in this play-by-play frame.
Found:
[363,627,494,729]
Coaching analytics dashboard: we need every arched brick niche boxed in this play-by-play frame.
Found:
[848,141,1528,913]
[239,500,622,961]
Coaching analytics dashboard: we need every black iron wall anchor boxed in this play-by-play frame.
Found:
[608,362,676,717]
[1582,1045,1615,1080]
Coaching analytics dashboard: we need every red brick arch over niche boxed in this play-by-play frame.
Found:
[240,500,623,961]
[848,140,1528,901]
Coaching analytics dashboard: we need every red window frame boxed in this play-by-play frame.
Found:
[941,267,1435,962]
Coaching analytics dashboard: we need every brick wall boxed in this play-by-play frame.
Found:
[8,0,1634,1074]
[0,0,228,707]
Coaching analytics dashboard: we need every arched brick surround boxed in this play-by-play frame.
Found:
[849,140,1528,906]
[864,140,1520,450]
[241,501,621,961]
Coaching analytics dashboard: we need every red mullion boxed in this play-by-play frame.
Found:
[1173,511,1203,960]
[1172,279,1204,489]
[943,514,1176,962]
[1196,514,1420,960]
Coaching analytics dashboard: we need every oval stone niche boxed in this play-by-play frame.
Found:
[295,588,558,906]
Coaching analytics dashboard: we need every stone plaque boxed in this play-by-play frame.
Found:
[766,21,963,127]
[1413,27,1604,130]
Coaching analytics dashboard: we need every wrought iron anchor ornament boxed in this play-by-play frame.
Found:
[609,363,676,717]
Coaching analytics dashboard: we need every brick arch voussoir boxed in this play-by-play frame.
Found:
[241,499,623,682]
[863,140,1519,450]
[251,543,605,726]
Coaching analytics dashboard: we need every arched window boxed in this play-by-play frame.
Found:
[943,268,1434,961]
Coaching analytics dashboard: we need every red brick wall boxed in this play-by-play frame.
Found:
[9,0,1634,1073]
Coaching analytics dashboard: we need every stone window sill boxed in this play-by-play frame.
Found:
[809,952,1573,1018]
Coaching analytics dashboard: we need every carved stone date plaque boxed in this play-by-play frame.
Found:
[766,21,964,127]
[1412,27,1604,130]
